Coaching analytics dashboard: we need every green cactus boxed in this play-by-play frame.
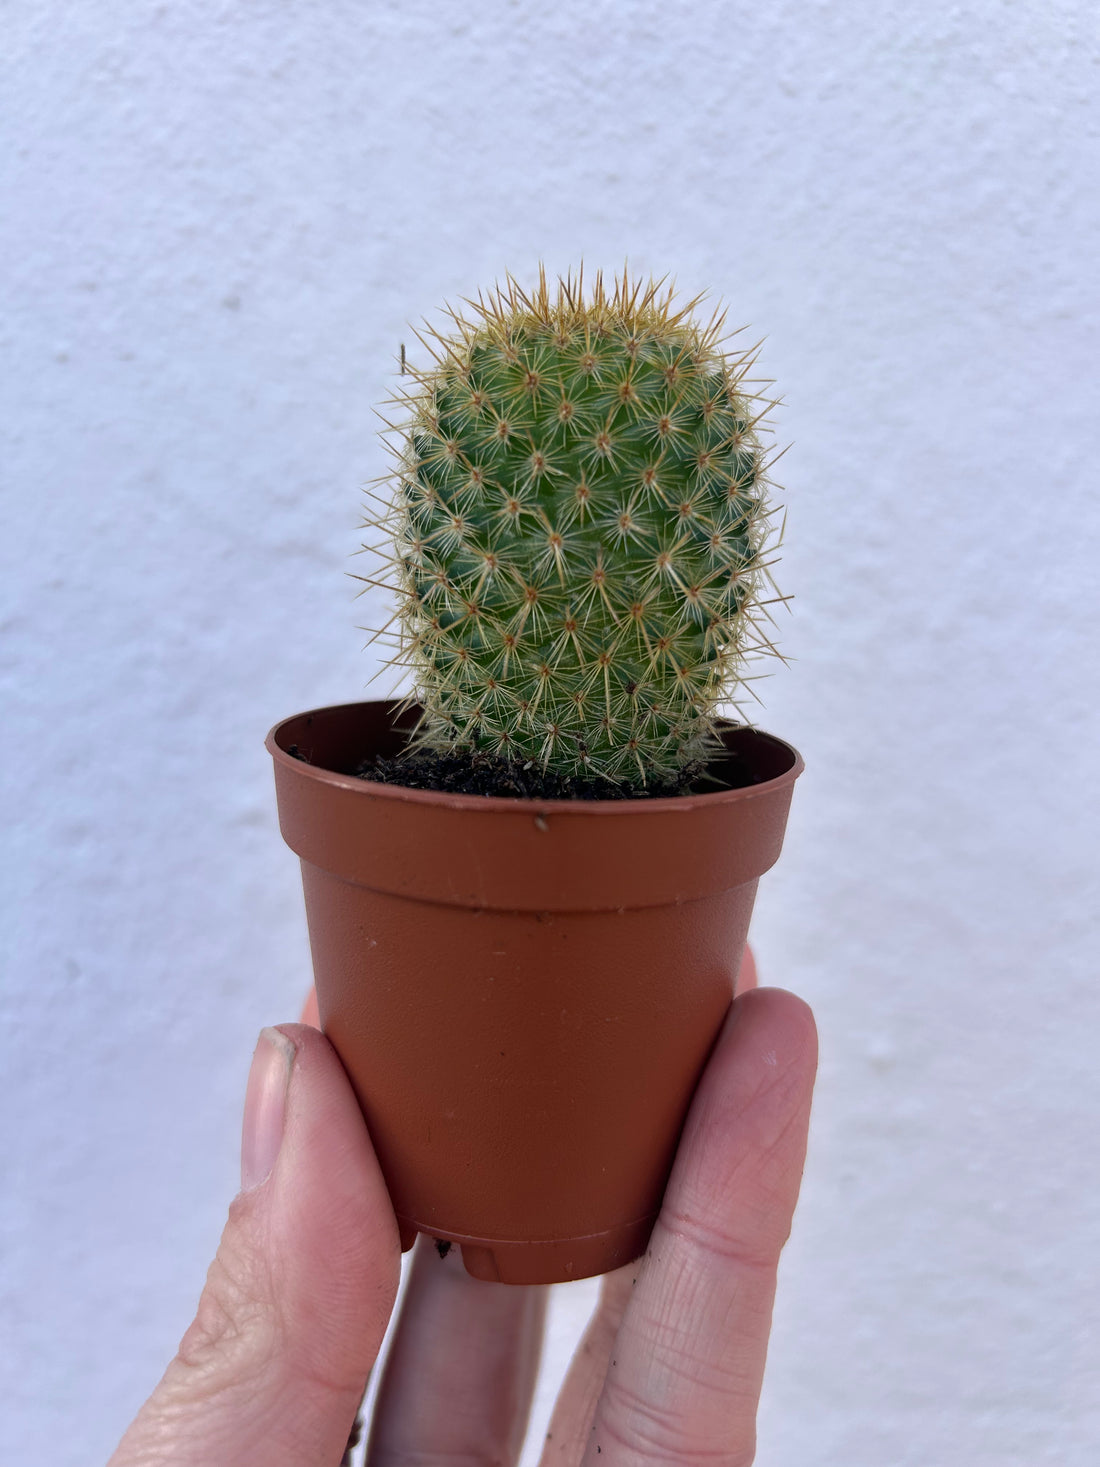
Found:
[363,268,784,787]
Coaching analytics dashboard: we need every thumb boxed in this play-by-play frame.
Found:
[110,1024,401,1466]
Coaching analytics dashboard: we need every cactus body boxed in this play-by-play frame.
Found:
[367,270,782,786]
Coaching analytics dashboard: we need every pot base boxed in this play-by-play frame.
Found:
[397,1213,657,1285]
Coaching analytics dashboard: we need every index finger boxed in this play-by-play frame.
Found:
[300,987,320,1028]
[583,987,817,1465]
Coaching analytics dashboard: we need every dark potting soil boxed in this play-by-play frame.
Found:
[350,745,761,800]
[286,739,762,799]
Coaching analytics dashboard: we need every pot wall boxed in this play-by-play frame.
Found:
[269,700,802,1284]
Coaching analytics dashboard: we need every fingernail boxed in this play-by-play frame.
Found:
[241,1027,294,1191]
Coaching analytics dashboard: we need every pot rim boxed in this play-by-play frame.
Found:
[266,699,804,817]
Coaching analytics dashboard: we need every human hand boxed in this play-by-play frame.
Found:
[110,951,816,1465]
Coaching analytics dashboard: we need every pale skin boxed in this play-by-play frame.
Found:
[110,949,817,1466]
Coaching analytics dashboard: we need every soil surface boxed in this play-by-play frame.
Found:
[351,744,761,800]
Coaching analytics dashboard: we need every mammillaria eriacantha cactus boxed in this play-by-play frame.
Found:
[362,268,784,788]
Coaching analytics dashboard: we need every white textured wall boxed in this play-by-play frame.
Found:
[3,3,1098,1462]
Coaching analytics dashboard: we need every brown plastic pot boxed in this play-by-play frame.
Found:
[267,699,802,1285]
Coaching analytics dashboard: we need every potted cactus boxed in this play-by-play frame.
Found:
[267,269,802,1285]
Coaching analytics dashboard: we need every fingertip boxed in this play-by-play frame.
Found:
[734,985,818,1067]
[300,987,321,1028]
[266,1021,402,1357]
[674,986,818,1219]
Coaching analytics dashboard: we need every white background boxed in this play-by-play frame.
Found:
[3,2,1098,1462]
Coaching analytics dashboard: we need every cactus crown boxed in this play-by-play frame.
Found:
[362,268,784,787]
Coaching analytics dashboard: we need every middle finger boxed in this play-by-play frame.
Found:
[366,1234,549,1465]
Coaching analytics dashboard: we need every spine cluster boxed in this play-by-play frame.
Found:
[363,269,785,785]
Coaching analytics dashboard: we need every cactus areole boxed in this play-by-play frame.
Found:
[366,269,785,788]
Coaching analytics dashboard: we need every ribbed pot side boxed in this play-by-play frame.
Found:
[267,700,803,1285]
